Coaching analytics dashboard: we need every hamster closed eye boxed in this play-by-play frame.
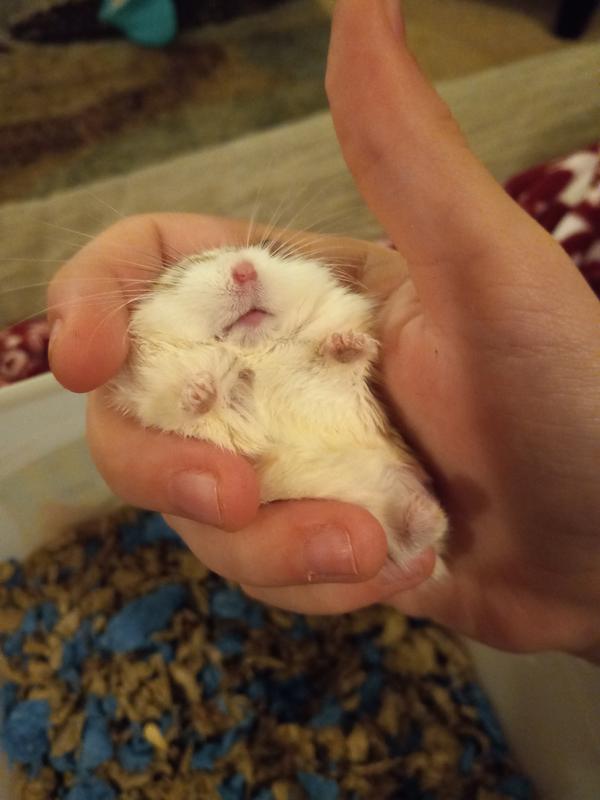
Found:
[109,244,448,574]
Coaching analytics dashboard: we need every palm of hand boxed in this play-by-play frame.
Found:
[379,275,600,654]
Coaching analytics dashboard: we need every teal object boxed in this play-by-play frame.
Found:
[99,0,178,47]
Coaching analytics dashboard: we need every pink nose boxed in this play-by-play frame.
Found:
[232,260,257,285]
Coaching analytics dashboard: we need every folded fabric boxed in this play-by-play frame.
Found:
[0,317,50,388]
[505,143,600,296]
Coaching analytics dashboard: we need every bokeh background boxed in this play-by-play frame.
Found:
[2,0,599,204]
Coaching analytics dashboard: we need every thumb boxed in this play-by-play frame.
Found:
[326,0,591,324]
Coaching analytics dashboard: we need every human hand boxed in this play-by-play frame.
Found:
[48,214,435,621]
[48,0,600,661]
[321,0,600,660]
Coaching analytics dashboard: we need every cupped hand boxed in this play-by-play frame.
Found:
[48,214,435,617]
[48,0,600,660]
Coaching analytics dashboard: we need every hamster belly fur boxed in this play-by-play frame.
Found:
[109,246,448,572]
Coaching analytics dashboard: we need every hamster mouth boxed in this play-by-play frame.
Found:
[226,308,271,332]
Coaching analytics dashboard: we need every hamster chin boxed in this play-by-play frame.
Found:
[110,244,449,578]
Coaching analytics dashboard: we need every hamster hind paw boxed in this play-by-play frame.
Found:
[386,492,448,568]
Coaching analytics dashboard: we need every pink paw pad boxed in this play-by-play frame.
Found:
[181,373,217,414]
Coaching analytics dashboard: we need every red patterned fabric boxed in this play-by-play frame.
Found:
[0,318,50,388]
[505,143,600,296]
[1,144,599,389]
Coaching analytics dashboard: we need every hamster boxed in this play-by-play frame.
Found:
[109,244,448,573]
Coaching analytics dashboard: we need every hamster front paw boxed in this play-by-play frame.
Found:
[181,372,218,414]
[180,350,256,417]
[319,331,378,364]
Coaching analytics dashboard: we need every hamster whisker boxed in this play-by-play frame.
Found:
[88,293,151,344]
[38,237,168,275]
[82,191,126,220]
[266,219,358,260]
[41,221,101,243]
[41,222,179,272]
[0,257,68,265]
[269,247,370,291]
[272,207,365,248]
[0,277,160,299]
[94,243,172,272]
[286,253,359,270]
[260,180,320,250]
[257,187,300,252]
[327,271,369,293]
[5,290,148,329]
[268,237,337,263]
[268,185,359,246]
[41,219,164,265]
[156,240,191,265]
[266,194,331,252]
[246,154,276,249]
[251,172,352,251]
[276,239,368,259]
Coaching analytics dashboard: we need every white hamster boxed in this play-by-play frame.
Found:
[109,244,448,571]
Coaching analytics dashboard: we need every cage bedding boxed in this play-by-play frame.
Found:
[0,509,534,800]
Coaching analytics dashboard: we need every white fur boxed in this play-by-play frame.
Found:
[110,246,448,571]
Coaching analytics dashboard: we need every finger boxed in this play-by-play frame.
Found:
[168,499,435,596]
[87,389,260,531]
[47,213,254,392]
[326,0,587,320]
[239,549,437,615]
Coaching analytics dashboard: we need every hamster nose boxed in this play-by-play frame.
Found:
[232,260,257,285]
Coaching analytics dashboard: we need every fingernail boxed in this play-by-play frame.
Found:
[304,525,359,583]
[48,318,63,363]
[168,471,223,527]
[384,0,404,38]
